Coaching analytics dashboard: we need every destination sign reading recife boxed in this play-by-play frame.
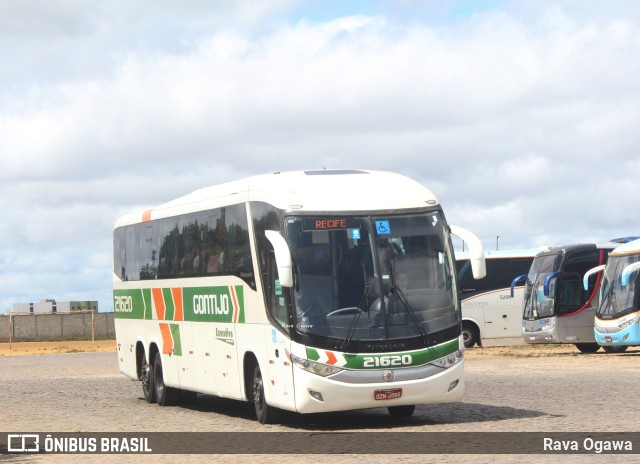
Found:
[302,218,361,231]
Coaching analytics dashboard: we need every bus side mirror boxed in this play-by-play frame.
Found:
[450,225,486,279]
[510,274,528,298]
[543,272,561,296]
[583,265,605,290]
[621,262,640,286]
[265,230,293,287]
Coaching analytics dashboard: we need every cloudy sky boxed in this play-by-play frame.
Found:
[2,0,640,312]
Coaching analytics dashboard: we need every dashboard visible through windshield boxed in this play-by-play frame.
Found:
[284,211,459,349]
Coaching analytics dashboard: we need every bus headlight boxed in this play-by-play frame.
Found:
[539,323,555,332]
[431,350,464,369]
[290,353,343,377]
[619,315,640,330]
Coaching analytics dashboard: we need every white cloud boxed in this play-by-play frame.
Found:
[2,2,640,310]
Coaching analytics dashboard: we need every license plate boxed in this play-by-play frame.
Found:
[374,388,402,400]
[529,336,536,341]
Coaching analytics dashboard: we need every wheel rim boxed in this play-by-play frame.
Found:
[253,370,264,412]
[142,360,151,391]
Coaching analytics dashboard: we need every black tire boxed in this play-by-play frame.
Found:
[388,405,415,418]
[575,343,601,354]
[153,354,179,406]
[603,345,628,353]
[462,322,478,348]
[141,354,156,404]
[252,364,280,424]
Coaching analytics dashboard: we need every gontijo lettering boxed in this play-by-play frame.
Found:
[193,294,230,315]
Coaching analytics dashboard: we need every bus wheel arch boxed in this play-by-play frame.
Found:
[243,353,281,424]
[461,321,480,348]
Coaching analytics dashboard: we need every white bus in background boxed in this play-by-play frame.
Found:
[456,250,537,348]
[113,169,486,423]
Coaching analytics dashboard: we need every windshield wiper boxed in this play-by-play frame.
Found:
[390,283,431,345]
[338,285,371,351]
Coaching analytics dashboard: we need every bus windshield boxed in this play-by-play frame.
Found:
[523,254,563,319]
[598,254,640,319]
[284,211,458,345]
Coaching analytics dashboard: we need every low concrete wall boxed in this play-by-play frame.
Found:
[0,312,115,342]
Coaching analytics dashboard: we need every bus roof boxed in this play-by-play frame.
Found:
[610,238,640,256]
[532,242,620,258]
[455,249,541,261]
[115,170,440,227]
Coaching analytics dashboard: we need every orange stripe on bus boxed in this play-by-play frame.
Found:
[159,323,173,355]
[142,209,153,222]
[172,288,183,321]
[230,286,240,323]
[152,288,165,320]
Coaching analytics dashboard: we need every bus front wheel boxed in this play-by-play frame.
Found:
[388,405,415,418]
[252,364,280,424]
[461,322,479,348]
[575,343,600,354]
[603,345,628,353]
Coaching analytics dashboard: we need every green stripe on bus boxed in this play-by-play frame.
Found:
[114,285,245,323]
[163,288,175,321]
[170,323,182,356]
[142,289,152,320]
[305,338,459,369]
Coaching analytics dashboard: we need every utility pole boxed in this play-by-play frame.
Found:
[496,235,500,251]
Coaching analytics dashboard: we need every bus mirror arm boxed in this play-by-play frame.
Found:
[510,274,528,298]
[450,225,486,279]
[583,265,605,290]
[265,230,293,287]
[543,272,561,296]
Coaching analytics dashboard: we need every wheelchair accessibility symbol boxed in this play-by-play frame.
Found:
[375,220,391,235]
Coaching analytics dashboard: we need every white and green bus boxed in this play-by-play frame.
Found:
[112,169,485,423]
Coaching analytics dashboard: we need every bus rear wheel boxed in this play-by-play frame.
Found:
[575,343,600,354]
[153,354,179,406]
[252,364,280,424]
[461,322,478,348]
[388,405,415,418]
[603,345,628,353]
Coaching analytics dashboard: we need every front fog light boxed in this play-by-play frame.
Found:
[309,390,324,402]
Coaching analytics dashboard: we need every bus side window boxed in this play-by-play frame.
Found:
[268,251,291,335]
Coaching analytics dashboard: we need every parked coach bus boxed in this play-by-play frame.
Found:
[513,243,617,353]
[585,238,640,352]
[112,169,486,423]
[456,250,536,348]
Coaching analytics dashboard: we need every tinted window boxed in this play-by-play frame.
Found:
[457,257,533,294]
[114,203,255,287]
